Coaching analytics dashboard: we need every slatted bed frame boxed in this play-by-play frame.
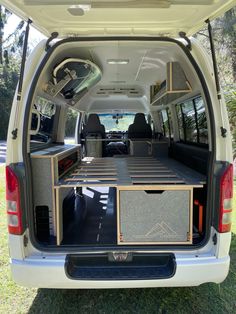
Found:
[54,156,205,245]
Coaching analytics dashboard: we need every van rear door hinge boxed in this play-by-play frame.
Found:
[212,233,217,245]
[179,32,192,50]
[45,32,59,51]
[220,127,227,138]
[11,128,18,139]
[23,235,28,247]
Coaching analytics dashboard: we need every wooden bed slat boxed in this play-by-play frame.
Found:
[130,174,178,178]
[64,177,117,182]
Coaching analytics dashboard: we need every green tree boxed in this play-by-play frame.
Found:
[0,5,25,65]
[0,5,25,140]
[0,61,19,139]
[195,7,236,87]
[225,91,236,157]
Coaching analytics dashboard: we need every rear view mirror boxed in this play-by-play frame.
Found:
[112,114,123,120]
[30,109,41,135]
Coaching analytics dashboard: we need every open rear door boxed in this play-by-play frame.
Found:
[1,0,235,37]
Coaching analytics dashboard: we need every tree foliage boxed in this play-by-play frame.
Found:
[0,5,25,139]
[0,5,25,65]
[195,7,236,87]
[0,61,19,139]
[225,91,236,157]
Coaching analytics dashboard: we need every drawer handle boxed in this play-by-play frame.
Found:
[144,190,164,194]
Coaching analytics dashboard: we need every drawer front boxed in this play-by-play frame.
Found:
[118,189,191,244]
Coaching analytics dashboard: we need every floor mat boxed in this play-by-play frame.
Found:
[62,187,117,245]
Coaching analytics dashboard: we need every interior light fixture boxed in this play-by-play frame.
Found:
[107,59,129,65]
[68,4,91,16]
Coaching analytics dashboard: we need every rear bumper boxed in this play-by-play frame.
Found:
[10,253,230,288]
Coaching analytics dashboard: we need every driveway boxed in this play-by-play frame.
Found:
[0,141,6,165]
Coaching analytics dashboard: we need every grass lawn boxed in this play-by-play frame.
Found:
[0,165,235,314]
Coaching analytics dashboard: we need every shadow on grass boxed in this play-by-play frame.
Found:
[28,234,236,314]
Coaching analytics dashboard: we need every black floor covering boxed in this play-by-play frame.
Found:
[62,187,117,245]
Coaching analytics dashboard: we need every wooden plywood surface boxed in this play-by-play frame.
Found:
[56,156,205,188]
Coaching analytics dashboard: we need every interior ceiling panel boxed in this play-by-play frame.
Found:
[90,46,170,86]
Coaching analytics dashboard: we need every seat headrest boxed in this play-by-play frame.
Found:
[87,114,102,127]
[133,113,147,125]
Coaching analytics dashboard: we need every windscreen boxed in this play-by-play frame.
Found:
[98,113,135,132]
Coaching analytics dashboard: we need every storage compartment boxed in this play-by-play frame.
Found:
[150,62,192,106]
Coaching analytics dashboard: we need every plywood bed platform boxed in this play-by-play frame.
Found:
[56,156,206,188]
[53,156,206,245]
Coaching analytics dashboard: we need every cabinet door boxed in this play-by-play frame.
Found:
[118,189,192,244]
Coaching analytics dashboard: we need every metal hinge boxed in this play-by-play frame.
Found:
[212,233,217,245]
[45,32,59,51]
[220,127,227,138]
[11,128,18,139]
[179,32,192,50]
[23,235,28,247]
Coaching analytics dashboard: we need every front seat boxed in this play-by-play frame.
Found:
[128,113,152,139]
[83,114,105,138]
[82,114,106,157]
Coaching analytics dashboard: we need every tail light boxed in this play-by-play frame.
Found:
[219,164,233,233]
[6,166,23,235]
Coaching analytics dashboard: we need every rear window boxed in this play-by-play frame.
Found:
[176,96,208,146]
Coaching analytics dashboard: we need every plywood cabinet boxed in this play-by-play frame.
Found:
[117,187,193,245]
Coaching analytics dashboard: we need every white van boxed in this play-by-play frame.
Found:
[3,1,234,288]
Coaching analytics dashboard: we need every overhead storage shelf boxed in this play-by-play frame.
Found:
[150,62,192,106]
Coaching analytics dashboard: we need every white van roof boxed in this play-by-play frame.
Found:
[2,0,235,37]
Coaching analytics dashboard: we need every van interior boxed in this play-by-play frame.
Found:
[29,39,210,249]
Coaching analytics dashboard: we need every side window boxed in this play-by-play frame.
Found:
[158,111,165,136]
[176,104,185,141]
[65,107,79,144]
[166,108,174,139]
[30,97,56,145]
[181,100,197,143]
[161,109,170,138]
[158,109,173,139]
[176,96,208,146]
[194,97,208,144]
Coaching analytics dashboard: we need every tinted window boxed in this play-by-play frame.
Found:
[161,110,169,137]
[166,108,174,139]
[176,105,185,141]
[158,109,173,139]
[65,107,79,142]
[181,100,197,143]
[30,97,56,145]
[194,97,208,144]
[158,111,164,134]
[176,96,208,146]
